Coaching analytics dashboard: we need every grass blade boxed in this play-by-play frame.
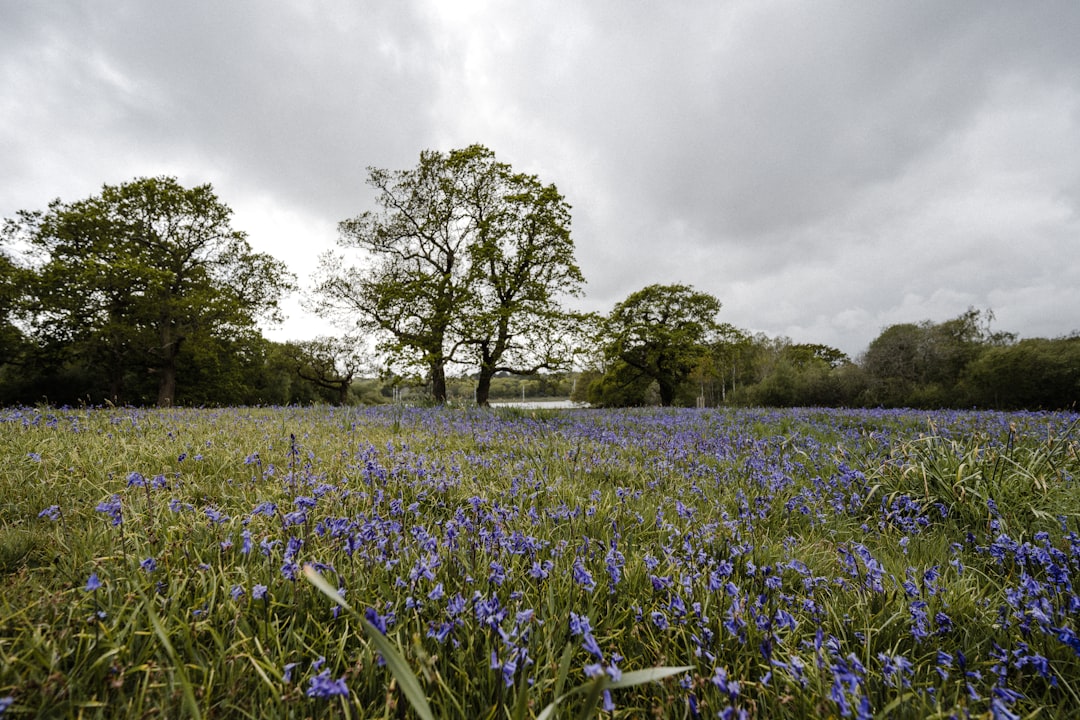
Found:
[537,664,694,720]
[609,666,694,689]
[303,564,435,720]
[142,595,203,720]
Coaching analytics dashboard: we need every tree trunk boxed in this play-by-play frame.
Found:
[337,381,350,406]
[157,358,177,407]
[658,379,676,407]
[475,366,494,407]
[430,361,447,404]
[157,329,180,407]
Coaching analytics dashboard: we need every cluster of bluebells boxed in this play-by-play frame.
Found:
[282,657,349,699]
[306,670,349,699]
[571,612,620,711]
[94,495,123,526]
[10,405,1080,717]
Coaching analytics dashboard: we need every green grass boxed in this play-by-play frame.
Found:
[0,406,1078,718]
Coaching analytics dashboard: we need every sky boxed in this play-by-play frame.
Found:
[2,1,1079,358]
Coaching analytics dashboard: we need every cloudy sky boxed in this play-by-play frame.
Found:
[3,1,1079,357]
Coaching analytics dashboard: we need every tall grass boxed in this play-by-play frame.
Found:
[1,406,1079,718]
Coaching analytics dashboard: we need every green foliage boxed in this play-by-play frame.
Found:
[312,145,585,406]
[586,361,656,407]
[3,177,295,407]
[731,339,856,407]
[864,419,1080,535]
[966,336,1080,410]
[596,284,723,406]
[0,248,29,368]
[860,308,1014,408]
[281,335,370,405]
[678,307,1061,411]
[569,370,601,404]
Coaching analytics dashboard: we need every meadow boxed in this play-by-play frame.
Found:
[1,405,1078,719]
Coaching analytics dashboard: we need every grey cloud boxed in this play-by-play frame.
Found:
[2,1,1078,355]
[3,1,443,218]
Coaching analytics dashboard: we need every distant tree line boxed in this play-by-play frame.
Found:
[2,150,1077,410]
[576,297,1079,411]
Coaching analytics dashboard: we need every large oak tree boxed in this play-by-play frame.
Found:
[6,176,293,406]
[598,284,723,407]
[312,145,584,405]
[458,152,586,405]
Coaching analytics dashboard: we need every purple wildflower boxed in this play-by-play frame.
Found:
[306,669,349,698]
[283,662,299,683]
[569,612,592,637]
[204,506,229,524]
[365,606,393,634]
[572,558,596,591]
[488,561,506,585]
[582,632,604,660]
[95,495,123,526]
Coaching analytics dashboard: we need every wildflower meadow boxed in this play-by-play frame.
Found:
[1,405,1079,718]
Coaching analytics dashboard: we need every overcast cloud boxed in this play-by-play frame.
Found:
[2,1,1078,356]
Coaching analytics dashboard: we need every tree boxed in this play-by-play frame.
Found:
[700,324,752,404]
[312,145,584,405]
[860,308,1014,407]
[284,335,370,405]
[859,323,925,406]
[457,148,585,406]
[599,284,723,406]
[0,246,28,368]
[967,336,1080,409]
[734,340,853,407]
[6,176,294,406]
[784,343,850,369]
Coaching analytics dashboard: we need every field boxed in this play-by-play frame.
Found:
[1,405,1079,719]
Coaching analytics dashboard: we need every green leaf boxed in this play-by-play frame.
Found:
[302,564,435,720]
[537,664,693,720]
[608,665,694,689]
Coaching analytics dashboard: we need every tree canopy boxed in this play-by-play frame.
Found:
[312,145,585,405]
[3,176,294,406]
[0,248,28,368]
[860,308,1015,407]
[593,284,723,407]
[283,335,370,406]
